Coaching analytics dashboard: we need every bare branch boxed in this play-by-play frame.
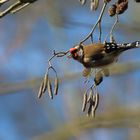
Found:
[38,50,69,99]
[80,2,107,44]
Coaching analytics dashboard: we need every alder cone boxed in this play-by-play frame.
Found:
[116,2,128,14]
[108,5,117,16]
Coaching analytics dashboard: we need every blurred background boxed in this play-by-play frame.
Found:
[0,0,140,140]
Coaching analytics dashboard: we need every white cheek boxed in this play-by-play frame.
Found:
[78,49,83,56]
[75,45,79,49]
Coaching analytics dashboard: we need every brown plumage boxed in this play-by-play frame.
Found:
[69,41,140,69]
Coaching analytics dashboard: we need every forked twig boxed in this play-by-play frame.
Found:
[48,50,69,66]
[80,2,107,44]
[110,14,119,43]
[104,14,119,42]
[38,50,69,99]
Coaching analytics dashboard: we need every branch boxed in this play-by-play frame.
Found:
[80,2,107,44]
[33,108,140,140]
[1,61,140,95]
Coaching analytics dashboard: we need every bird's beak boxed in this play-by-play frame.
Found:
[67,47,77,59]
[67,53,72,58]
[69,48,77,53]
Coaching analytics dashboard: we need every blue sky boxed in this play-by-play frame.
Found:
[0,2,140,140]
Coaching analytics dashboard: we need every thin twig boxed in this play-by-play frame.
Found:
[48,50,69,67]
[10,3,30,14]
[38,50,69,99]
[104,14,119,42]
[80,2,107,44]
[110,14,119,43]
[0,1,21,18]
[98,21,102,42]
[93,69,97,94]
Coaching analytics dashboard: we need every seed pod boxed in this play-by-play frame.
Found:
[87,99,93,116]
[47,79,53,99]
[91,106,96,117]
[90,0,99,11]
[82,93,88,112]
[42,74,48,93]
[94,71,103,85]
[116,1,128,15]
[54,77,59,95]
[92,93,99,117]
[94,93,99,110]
[38,82,44,99]
[87,89,93,102]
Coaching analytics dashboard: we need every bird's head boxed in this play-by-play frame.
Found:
[69,44,84,60]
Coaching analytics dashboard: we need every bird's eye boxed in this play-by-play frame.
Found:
[73,52,78,59]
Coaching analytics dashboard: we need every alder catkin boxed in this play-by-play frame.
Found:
[94,71,103,85]
[54,77,59,95]
[47,79,53,99]
[42,74,48,93]
[116,1,128,14]
[38,82,44,99]
[90,0,99,11]
[82,93,88,112]
[87,101,93,116]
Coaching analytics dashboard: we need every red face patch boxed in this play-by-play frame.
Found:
[69,48,78,59]
[69,48,77,53]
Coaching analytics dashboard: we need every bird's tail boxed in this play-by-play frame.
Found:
[128,41,140,48]
[118,41,140,49]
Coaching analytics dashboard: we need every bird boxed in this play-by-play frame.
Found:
[69,41,140,76]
